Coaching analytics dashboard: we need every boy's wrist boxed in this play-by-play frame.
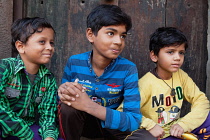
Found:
[141,119,156,130]
[85,100,99,114]
[177,122,187,132]
[19,130,34,140]
[44,137,54,140]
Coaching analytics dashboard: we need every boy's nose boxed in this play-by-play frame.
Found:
[46,43,53,50]
[174,53,181,60]
[113,36,122,46]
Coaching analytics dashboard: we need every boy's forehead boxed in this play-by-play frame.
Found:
[28,28,55,39]
[165,43,186,47]
[101,25,127,32]
[163,43,186,50]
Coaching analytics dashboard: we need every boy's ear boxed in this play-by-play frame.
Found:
[150,51,158,62]
[15,41,25,54]
[86,28,94,44]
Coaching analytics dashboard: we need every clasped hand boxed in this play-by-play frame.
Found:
[58,79,90,111]
[149,123,184,139]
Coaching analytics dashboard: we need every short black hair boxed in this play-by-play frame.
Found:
[149,27,188,55]
[11,17,55,49]
[87,4,132,35]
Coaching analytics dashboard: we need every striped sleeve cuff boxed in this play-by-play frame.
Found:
[42,129,58,140]
[18,126,34,140]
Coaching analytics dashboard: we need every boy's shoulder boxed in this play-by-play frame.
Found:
[116,55,137,66]
[0,57,22,77]
[173,69,189,79]
[0,57,19,68]
[39,64,54,77]
[1,57,17,62]
[69,51,90,60]
[139,72,155,83]
[139,69,189,85]
[68,52,137,67]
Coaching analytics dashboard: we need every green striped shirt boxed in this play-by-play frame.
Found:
[0,55,58,139]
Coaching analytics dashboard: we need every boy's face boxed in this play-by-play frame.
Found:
[18,28,55,65]
[151,43,186,79]
[87,25,127,60]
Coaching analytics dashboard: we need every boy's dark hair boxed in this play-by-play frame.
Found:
[149,27,188,55]
[11,17,55,49]
[87,4,132,35]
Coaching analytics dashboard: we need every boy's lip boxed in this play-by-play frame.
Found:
[171,64,180,68]
[112,49,120,54]
[43,53,52,57]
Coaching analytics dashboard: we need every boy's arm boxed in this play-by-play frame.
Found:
[139,94,165,137]
[117,103,165,138]
[0,60,33,139]
[0,94,34,139]
[137,75,165,137]
[138,78,157,130]
[149,124,165,138]
[38,76,59,140]
[59,66,142,132]
[59,82,140,131]
[141,116,158,130]
[177,70,210,132]
[101,67,142,131]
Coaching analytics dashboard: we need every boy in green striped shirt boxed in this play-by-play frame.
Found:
[0,17,61,140]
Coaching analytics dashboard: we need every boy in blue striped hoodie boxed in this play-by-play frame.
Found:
[57,4,145,140]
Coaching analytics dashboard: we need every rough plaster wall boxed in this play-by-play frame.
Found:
[207,0,210,100]
[0,0,13,59]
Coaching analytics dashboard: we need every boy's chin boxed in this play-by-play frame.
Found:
[40,59,51,64]
[109,54,120,59]
[171,69,180,73]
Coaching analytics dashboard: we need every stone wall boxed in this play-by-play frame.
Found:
[0,1,209,100]
[0,0,13,59]
[207,0,210,100]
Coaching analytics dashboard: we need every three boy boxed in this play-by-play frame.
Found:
[3,5,209,140]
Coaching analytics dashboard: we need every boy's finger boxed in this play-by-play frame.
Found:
[65,81,83,91]
[58,91,76,102]
[58,83,66,91]
[73,78,79,86]
[65,84,80,97]
[62,101,71,106]
[74,78,79,83]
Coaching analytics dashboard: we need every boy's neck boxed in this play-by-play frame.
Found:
[154,68,172,80]
[91,55,113,77]
[23,61,40,74]
[25,67,39,75]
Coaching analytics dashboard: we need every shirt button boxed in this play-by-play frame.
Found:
[95,87,98,90]
[96,79,100,82]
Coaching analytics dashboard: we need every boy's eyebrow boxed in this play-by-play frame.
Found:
[106,28,127,34]
[39,36,54,40]
[165,47,186,51]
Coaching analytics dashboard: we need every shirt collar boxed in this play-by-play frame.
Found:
[87,51,116,73]
[14,55,26,75]
[14,55,51,77]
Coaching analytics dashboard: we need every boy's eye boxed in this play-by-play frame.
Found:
[107,32,114,36]
[50,41,55,46]
[167,51,173,54]
[179,51,185,55]
[121,34,127,39]
[39,40,45,44]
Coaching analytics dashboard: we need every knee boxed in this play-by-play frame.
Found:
[60,103,76,116]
